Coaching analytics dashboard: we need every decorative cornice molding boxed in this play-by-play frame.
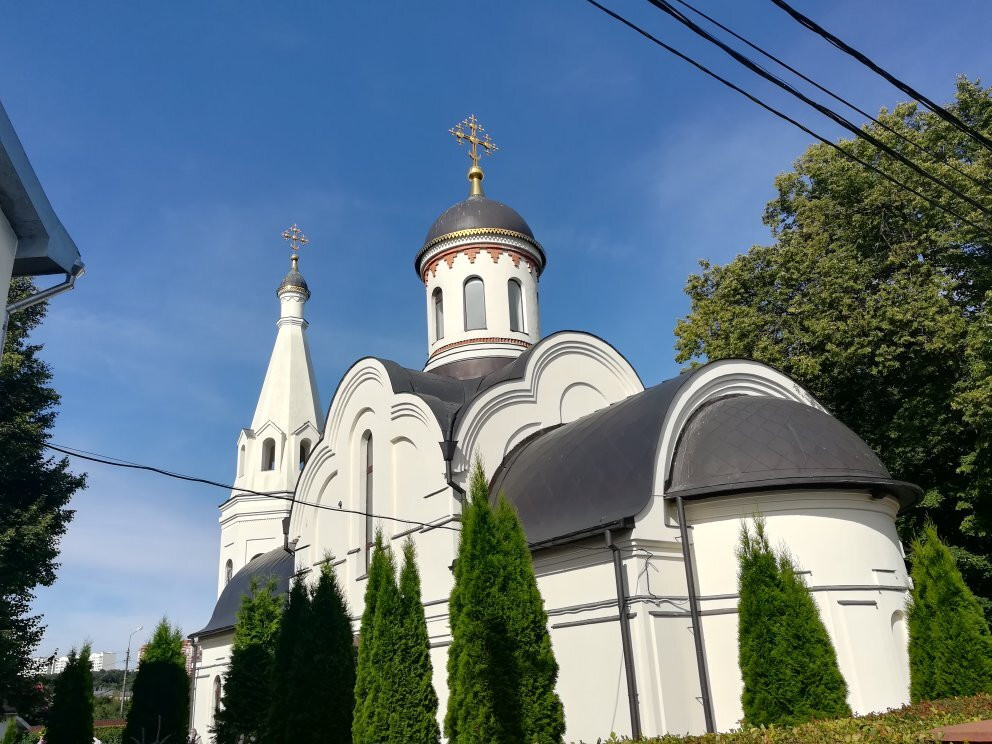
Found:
[417,231,545,279]
[422,244,540,282]
[428,336,531,359]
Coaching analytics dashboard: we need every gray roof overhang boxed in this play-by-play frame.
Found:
[0,100,81,276]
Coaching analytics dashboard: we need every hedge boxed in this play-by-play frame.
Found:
[593,694,992,743]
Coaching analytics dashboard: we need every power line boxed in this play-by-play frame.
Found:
[580,0,989,236]
[668,0,991,194]
[45,442,461,534]
[641,0,992,221]
[768,0,992,154]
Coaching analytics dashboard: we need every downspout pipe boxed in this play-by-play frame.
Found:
[606,528,642,740]
[2,260,84,358]
[440,438,466,501]
[675,494,716,733]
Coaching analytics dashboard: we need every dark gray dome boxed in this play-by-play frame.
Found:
[423,194,535,247]
[193,547,293,637]
[667,395,919,504]
[278,267,309,295]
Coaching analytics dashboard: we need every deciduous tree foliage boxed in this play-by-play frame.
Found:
[445,460,564,744]
[213,577,282,744]
[124,619,189,744]
[909,523,992,701]
[45,645,93,744]
[0,279,85,700]
[675,79,992,618]
[737,519,849,726]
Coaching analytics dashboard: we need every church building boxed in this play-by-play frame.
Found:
[189,117,918,742]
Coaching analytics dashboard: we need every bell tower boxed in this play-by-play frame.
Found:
[216,225,323,595]
[415,116,546,379]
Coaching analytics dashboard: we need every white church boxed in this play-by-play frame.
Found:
[189,118,919,742]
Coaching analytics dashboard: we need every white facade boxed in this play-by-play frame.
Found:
[191,181,913,742]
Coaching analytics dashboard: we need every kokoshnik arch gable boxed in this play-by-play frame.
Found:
[188,117,920,741]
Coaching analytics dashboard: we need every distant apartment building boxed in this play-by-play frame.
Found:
[33,651,117,675]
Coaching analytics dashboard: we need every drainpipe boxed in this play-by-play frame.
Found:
[606,528,642,740]
[675,495,715,733]
[439,439,465,501]
[2,260,85,358]
[188,636,199,738]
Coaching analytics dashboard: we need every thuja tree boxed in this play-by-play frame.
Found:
[45,645,93,744]
[353,530,390,744]
[310,562,357,744]
[390,539,440,744]
[0,278,85,699]
[446,460,564,744]
[737,518,849,726]
[213,577,282,744]
[124,619,189,744]
[266,579,314,744]
[909,523,992,701]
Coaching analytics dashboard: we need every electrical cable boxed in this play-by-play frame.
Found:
[641,0,992,221]
[669,0,990,193]
[44,442,461,533]
[580,0,989,236]
[768,0,992,154]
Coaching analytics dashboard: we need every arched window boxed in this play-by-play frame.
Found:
[299,439,312,470]
[362,432,374,572]
[238,445,245,477]
[212,676,222,721]
[224,559,233,585]
[464,277,486,330]
[433,287,444,341]
[508,279,524,332]
[261,438,276,471]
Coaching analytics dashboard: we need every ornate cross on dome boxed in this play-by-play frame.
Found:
[281,224,309,270]
[450,115,498,196]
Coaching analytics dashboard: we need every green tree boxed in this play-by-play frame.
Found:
[353,529,390,744]
[0,278,86,702]
[266,578,313,744]
[674,79,992,619]
[446,460,564,744]
[45,645,93,744]
[365,540,402,742]
[310,562,357,744]
[389,540,440,744]
[737,519,849,726]
[908,523,992,700]
[213,577,283,744]
[124,619,188,744]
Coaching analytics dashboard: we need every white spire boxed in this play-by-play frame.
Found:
[216,232,322,596]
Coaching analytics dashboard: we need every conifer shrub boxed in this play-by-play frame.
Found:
[123,620,188,744]
[353,529,390,744]
[265,578,313,744]
[213,577,282,744]
[391,539,441,744]
[445,459,565,744]
[737,518,849,726]
[45,645,94,744]
[909,523,992,701]
[310,562,357,744]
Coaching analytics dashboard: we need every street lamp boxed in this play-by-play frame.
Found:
[120,625,142,717]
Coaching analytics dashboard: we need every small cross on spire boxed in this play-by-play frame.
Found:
[450,115,498,196]
[281,224,309,270]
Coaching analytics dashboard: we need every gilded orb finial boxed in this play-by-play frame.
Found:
[281,223,309,269]
[449,115,498,196]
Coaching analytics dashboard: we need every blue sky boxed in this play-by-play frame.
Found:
[2,1,989,662]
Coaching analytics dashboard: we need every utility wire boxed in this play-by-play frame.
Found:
[768,0,992,154]
[45,442,461,534]
[581,0,989,236]
[669,0,990,194]
[641,0,992,221]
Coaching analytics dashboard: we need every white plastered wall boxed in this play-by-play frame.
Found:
[190,631,232,743]
[0,208,15,308]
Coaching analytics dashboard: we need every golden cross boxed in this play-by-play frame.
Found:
[449,115,498,168]
[281,224,309,254]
